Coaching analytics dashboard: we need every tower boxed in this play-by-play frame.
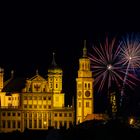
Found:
[48,53,64,108]
[76,40,94,124]
[0,67,4,92]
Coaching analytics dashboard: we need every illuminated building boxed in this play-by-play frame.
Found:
[0,53,74,132]
[76,40,94,124]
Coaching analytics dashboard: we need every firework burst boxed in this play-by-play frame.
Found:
[89,37,124,92]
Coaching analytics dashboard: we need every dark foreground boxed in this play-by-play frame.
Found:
[0,119,140,140]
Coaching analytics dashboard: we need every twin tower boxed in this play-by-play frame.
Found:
[76,40,94,124]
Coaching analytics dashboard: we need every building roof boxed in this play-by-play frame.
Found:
[2,77,26,92]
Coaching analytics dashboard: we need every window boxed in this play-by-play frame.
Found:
[29,120,32,128]
[8,112,11,116]
[24,105,27,108]
[24,119,27,128]
[59,121,62,127]
[86,102,90,107]
[29,96,32,100]
[2,120,6,128]
[13,113,16,116]
[39,105,42,108]
[18,113,20,116]
[48,105,51,109]
[29,113,32,117]
[69,113,72,117]
[59,113,62,117]
[85,83,87,88]
[38,113,42,118]
[29,105,32,108]
[34,120,37,128]
[64,121,67,128]
[48,97,51,100]
[39,120,42,128]
[24,96,27,100]
[43,97,46,100]
[54,113,57,117]
[44,105,46,109]
[12,120,16,128]
[34,105,37,108]
[34,113,37,117]
[24,113,27,117]
[17,121,20,128]
[2,112,5,116]
[7,120,11,128]
[8,97,11,100]
[54,121,57,128]
[88,83,90,89]
[64,113,67,117]
[79,102,81,107]
[56,83,58,88]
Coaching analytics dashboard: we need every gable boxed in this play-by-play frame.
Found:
[28,74,47,82]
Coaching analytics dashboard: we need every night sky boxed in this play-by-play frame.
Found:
[1,2,140,114]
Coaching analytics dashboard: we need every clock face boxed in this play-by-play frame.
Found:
[85,91,90,97]
[78,91,82,97]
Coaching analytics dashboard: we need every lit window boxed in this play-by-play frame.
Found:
[79,102,81,107]
[59,113,62,117]
[69,113,72,117]
[54,113,57,117]
[2,112,5,116]
[13,113,16,116]
[86,102,90,107]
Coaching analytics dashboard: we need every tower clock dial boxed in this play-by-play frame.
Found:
[85,90,90,97]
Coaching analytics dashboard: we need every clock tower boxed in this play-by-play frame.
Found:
[76,40,94,124]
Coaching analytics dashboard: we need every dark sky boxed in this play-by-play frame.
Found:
[1,2,140,113]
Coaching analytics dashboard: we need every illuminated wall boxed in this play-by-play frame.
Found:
[76,42,94,124]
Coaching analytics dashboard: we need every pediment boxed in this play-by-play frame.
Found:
[28,74,47,82]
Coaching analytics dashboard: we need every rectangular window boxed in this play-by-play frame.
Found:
[18,113,20,116]
[64,113,67,117]
[48,97,51,100]
[13,113,16,116]
[2,112,5,116]
[7,120,11,128]
[69,113,72,117]
[29,105,32,108]
[12,120,16,128]
[29,120,32,128]
[24,119,27,128]
[8,112,11,116]
[54,121,57,128]
[64,121,67,128]
[17,121,20,128]
[34,105,37,108]
[2,120,6,128]
[34,120,37,128]
[86,102,90,107]
[59,113,62,117]
[59,121,62,127]
[44,105,46,109]
[39,120,42,128]
[48,105,51,109]
[24,96,27,100]
[43,97,46,100]
[24,105,27,108]
[39,105,42,108]
[79,102,81,107]
[8,97,11,100]
[54,113,57,117]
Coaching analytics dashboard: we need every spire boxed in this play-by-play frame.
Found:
[36,69,39,75]
[11,70,14,78]
[83,40,87,57]
[52,52,57,67]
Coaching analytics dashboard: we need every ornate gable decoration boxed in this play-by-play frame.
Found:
[29,75,46,82]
